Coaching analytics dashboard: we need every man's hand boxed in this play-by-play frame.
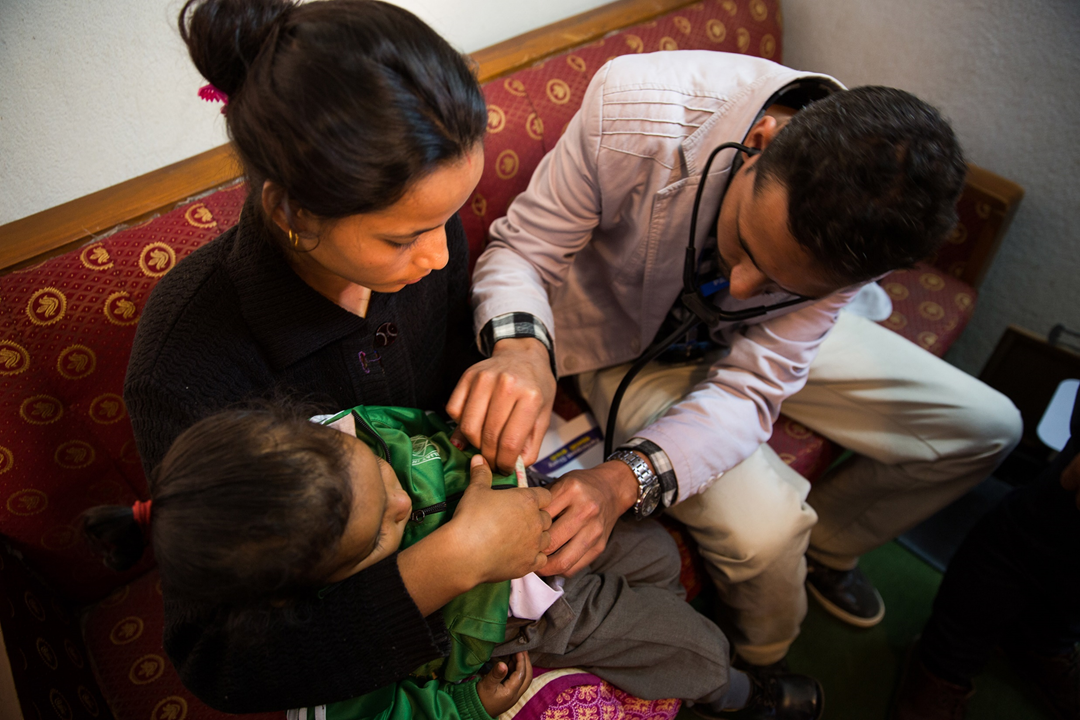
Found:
[477,652,533,717]
[537,459,642,577]
[447,337,556,474]
[1060,453,1080,510]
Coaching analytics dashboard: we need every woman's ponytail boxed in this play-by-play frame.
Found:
[178,0,294,99]
[83,503,150,572]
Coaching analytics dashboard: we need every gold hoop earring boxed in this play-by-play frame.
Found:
[288,229,300,249]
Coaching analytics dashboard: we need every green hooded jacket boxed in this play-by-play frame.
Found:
[303,406,517,720]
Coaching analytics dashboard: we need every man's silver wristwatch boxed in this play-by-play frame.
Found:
[606,449,660,520]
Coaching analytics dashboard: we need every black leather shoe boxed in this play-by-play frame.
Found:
[806,557,885,628]
[694,674,824,720]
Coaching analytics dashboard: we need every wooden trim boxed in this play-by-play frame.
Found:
[958,163,1025,289]
[473,0,701,83]
[0,145,241,272]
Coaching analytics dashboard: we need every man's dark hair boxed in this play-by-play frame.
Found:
[755,86,966,285]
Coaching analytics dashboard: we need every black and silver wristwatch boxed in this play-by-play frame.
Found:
[607,449,660,520]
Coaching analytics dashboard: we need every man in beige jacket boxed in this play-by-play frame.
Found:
[448,51,1021,675]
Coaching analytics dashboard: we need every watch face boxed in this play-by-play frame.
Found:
[639,484,660,518]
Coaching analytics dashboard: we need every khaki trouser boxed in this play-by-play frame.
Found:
[578,311,1022,665]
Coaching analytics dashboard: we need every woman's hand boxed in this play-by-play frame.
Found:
[478,652,533,717]
[398,456,552,614]
[447,337,556,474]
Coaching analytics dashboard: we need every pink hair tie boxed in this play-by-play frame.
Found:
[131,499,153,540]
[198,84,229,113]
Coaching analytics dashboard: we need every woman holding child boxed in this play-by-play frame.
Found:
[89,0,823,718]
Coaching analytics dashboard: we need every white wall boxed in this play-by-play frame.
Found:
[781,0,1080,373]
[4,0,1078,373]
[0,0,612,226]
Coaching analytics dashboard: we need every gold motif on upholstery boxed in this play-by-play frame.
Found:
[55,440,95,469]
[8,489,47,517]
[721,0,738,15]
[504,78,527,97]
[949,262,966,278]
[750,0,768,21]
[495,149,520,180]
[779,453,796,465]
[89,393,127,424]
[706,19,727,43]
[152,696,189,720]
[784,419,812,440]
[883,282,909,301]
[760,34,776,58]
[57,344,97,379]
[88,479,123,504]
[120,440,141,465]
[37,637,59,669]
[77,686,100,718]
[487,105,506,133]
[919,301,945,321]
[920,273,945,291]
[659,36,679,51]
[624,34,645,53]
[139,242,177,278]
[918,332,938,349]
[884,311,908,330]
[105,291,140,326]
[20,395,64,425]
[736,27,751,52]
[0,340,31,376]
[129,654,167,684]
[943,318,959,333]
[50,689,74,720]
[66,640,85,669]
[567,55,587,73]
[470,194,487,217]
[976,202,992,219]
[80,245,114,271]
[42,526,78,550]
[27,287,68,326]
[673,16,692,34]
[526,113,545,141]
[546,78,571,105]
[100,585,130,608]
[110,616,145,645]
[955,292,974,312]
[25,590,46,621]
[184,203,217,229]
[947,222,967,245]
[0,446,12,476]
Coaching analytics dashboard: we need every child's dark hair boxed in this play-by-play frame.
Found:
[83,406,355,607]
[178,0,488,230]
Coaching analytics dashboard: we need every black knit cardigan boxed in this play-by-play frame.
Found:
[124,203,479,712]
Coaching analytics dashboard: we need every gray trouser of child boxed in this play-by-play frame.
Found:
[492,518,737,705]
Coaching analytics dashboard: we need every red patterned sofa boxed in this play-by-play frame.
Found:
[0,1,1023,719]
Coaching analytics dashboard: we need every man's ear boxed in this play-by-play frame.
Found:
[743,114,786,152]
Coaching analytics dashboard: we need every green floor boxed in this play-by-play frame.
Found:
[681,541,1055,719]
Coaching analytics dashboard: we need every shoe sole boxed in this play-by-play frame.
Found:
[806,581,886,628]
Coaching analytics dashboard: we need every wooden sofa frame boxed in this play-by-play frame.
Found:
[0,0,1022,286]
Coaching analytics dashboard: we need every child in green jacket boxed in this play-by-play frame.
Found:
[85,404,822,720]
